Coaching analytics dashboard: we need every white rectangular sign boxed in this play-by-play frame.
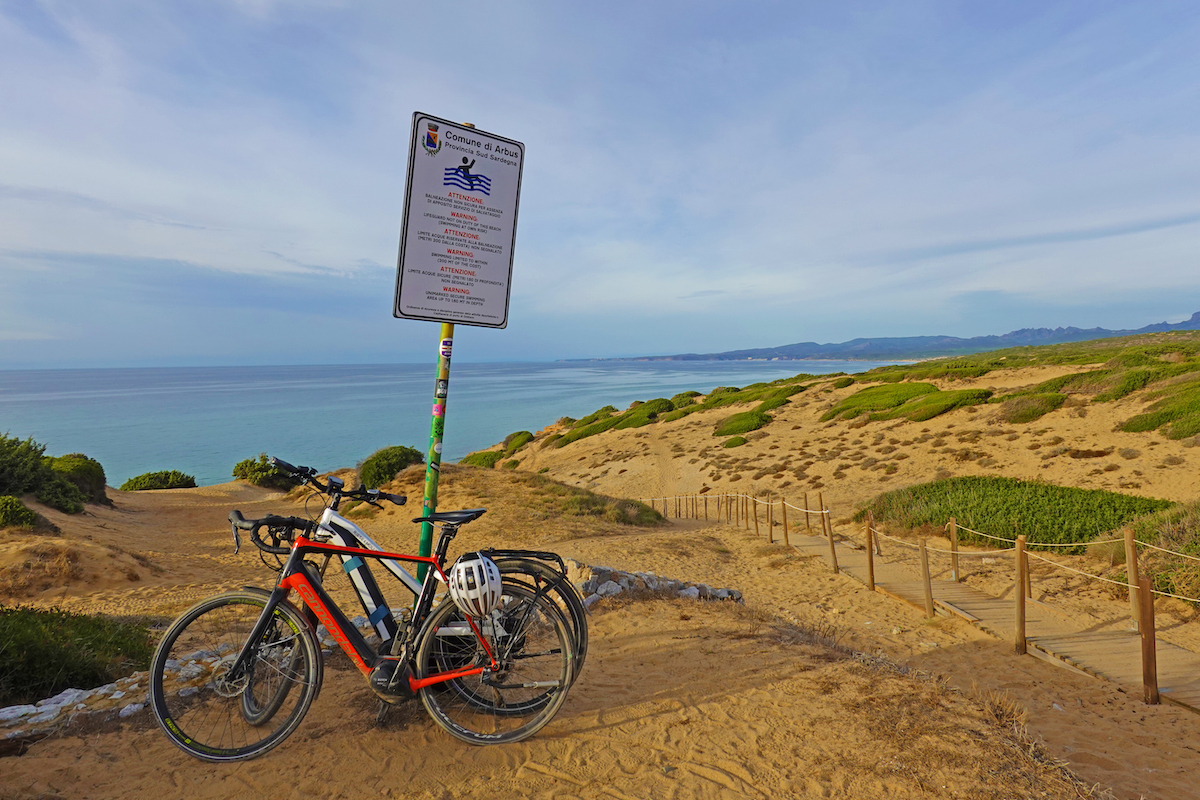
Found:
[393,113,524,328]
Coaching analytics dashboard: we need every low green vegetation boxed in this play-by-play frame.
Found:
[0,605,154,706]
[0,434,91,513]
[120,470,197,491]
[232,454,299,490]
[502,431,534,455]
[713,410,773,437]
[1119,376,1200,439]
[502,459,520,469]
[516,473,662,526]
[0,496,38,529]
[870,388,993,422]
[358,445,424,488]
[820,383,938,421]
[843,332,1200,434]
[45,454,109,506]
[722,436,747,448]
[998,393,1067,423]
[1125,500,1200,601]
[831,376,855,389]
[460,450,507,468]
[858,476,1174,549]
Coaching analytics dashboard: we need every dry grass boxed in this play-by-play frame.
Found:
[0,543,82,596]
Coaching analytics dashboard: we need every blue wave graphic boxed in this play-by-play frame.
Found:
[443,168,492,195]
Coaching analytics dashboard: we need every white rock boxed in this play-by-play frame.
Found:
[37,688,86,708]
[596,580,622,597]
[179,687,199,697]
[0,705,38,722]
[678,587,701,600]
[583,594,602,609]
[118,703,144,718]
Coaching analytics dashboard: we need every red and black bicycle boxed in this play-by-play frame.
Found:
[149,457,583,761]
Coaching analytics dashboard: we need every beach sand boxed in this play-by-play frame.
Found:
[4,364,1200,798]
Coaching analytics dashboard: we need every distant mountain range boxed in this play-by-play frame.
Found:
[594,312,1200,362]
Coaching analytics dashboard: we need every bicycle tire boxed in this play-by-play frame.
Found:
[493,557,589,681]
[150,590,322,762]
[239,613,305,726]
[416,583,574,745]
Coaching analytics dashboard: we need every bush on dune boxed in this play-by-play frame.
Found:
[121,470,197,491]
[0,434,90,513]
[358,445,424,488]
[232,455,298,490]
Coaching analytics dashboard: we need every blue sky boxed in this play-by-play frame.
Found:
[2,1,1199,368]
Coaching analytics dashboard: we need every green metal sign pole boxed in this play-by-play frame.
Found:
[417,322,454,580]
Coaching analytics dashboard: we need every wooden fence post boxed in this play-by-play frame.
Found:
[1139,577,1160,704]
[949,516,960,583]
[753,497,760,537]
[704,495,708,521]
[865,510,876,591]
[803,492,813,536]
[1024,551,1032,598]
[1015,535,1027,655]
[767,497,774,544]
[820,492,838,574]
[1125,528,1141,631]
[920,538,935,618]
[781,497,790,546]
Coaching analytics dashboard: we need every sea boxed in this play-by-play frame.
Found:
[0,360,900,487]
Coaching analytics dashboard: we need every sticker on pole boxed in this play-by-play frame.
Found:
[394,113,524,328]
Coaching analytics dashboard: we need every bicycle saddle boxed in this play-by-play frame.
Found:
[411,508,487,526]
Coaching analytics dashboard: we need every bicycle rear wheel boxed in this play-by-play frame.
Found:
[416,583,574,745]
[150,590,322,762]
[493,557,589,681]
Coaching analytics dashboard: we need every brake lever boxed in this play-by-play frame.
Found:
[230,522,241,555]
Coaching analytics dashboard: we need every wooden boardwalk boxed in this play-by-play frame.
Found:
[776,523,1200,712]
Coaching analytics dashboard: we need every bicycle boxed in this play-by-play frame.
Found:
[149,457,584,761]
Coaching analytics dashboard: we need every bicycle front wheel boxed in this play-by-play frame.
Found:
[416,583,574,745]
[150,590,322,762]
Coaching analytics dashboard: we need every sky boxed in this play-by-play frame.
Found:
[2,0,1200,368]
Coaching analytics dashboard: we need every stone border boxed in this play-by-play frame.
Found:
[1,564,743,748]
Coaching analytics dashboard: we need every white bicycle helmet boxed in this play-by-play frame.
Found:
[448,552,502,618]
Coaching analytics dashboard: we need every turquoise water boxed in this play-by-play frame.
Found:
[0,360,898,486]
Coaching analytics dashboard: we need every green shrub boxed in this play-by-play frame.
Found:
[722,436,748,448]
[359,445,424,488]
[0,496,38,528]
[613,398,674,430]
[231,454,298,490]
[820,383,938,421]
[871,389,993,422]
[502,431,534,455]
[713,410,772,437]
[45,454,109,505]
[572,406,618,428]
[831,377,855,389]
[1119,377,1200,439]
[34,474,85,513]
[121,470,197,491]
[671,391,700,407]
[0,606,154,706]
[0,434,47,498]
[0,434,86,513]
[755,396,790,413]
[502,459,520,469]
[858,476,1173,550]
[998,393,1067,423]
[460,450,506,468]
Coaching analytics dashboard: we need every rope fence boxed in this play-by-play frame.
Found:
[639,491,1200,704]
